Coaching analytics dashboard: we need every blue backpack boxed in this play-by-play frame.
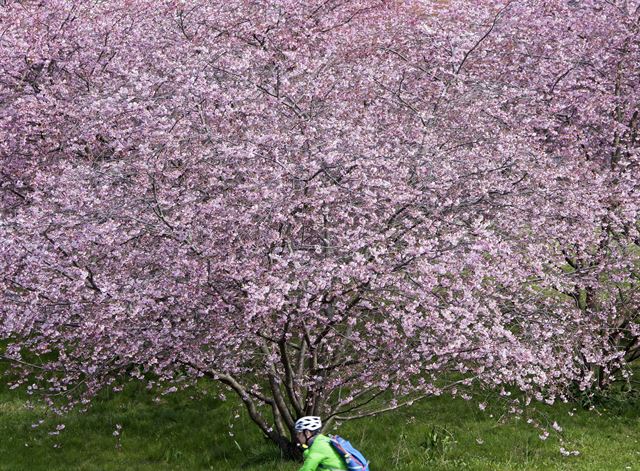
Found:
[329,435,370,471]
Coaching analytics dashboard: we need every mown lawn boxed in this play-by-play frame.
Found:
[0,379,638,471]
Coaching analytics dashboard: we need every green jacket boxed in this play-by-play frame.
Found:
[298,434,348,471]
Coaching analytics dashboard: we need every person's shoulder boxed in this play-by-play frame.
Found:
[314,434,334,449]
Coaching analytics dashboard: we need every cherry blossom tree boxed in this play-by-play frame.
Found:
[1,0,638,457]
[429,0,640,386]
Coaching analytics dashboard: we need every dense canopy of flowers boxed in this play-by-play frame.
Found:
[1,0,638,453]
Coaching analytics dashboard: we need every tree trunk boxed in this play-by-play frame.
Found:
[273,435,303,461]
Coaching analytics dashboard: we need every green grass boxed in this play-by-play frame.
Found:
[0,380,639,470]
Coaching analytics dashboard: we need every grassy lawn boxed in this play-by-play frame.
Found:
[0,379,638,471]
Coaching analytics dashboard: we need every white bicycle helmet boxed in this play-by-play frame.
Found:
[294,416,322,432]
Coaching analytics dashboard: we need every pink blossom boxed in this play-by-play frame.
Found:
[0,0,638,454]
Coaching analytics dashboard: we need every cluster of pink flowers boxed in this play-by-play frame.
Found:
[0,0,637,453]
